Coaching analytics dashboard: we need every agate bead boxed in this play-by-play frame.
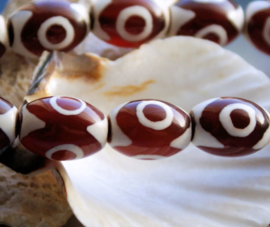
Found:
[190,97,270,157]
[169,0,244,46]
[0,98,18,150]
[92,0,170,48]
[108,100,192,160]
[19,96,108,161]
[8,0,90,58]
[246,1,270,55]
[0,16,8,58]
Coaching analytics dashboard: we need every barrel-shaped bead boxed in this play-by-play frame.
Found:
[169,0,244,46]
[190,97,270,157]
[246,1,270,55]
[19,96,108,161]
[8,0,90,58]
[0,97,18,150]
[92,0,170,48]
[108,100,192,160]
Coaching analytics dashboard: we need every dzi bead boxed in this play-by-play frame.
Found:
[108,100,192,160]
[0,98,18,150]
[19,96,108,161]
[191,97,270,157]
[169,0,244,46]
[0,16,8,58]
[246,1,270,55]
[92,0,170,48]
[8,0,90,59]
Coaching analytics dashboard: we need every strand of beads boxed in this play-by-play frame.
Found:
[1,95,266,161]
[0,0,269,59]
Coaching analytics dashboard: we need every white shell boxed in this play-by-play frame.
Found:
[32,37,270,227]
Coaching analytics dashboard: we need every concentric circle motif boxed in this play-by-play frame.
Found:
[246,1,270,55]
[191,97,270,157]
[169,0,244,46]
[108,100,192,160]
[92,0,169,47]
[219,103,256,137]
[116,6,153,42]
[195,25,228,46]
[19,96,108,161]
[50,96,86,116]
[8,0,89,58]
[136,100,174,130]
[45,144,84,161]
[37,16,75,50]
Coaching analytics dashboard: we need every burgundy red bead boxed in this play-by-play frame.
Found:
[0,96,265,161]
[246,1,270,55]
[190,97,270,157]
[108,100,192,160]
[0,98,18,150]
[169,0,244,46]
[19,96,108,161]
[8,0,90,58]
[92,0,170,48]
[0,0,268,57]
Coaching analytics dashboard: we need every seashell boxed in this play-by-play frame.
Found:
[26,36,270,227]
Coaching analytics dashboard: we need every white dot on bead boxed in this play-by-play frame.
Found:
[246,1,270,22]
[49,96,86,116]
[0,106,18,144]
[136,101,173,130]
[116,6,153,42]
[37,16,75,50]
[263,17,270,46]
[168,6,195,36]
[92,0,112,41]
[10,11,37,59]
[253,122,270,150]
[87,118,108,147]
[20,105,46,140]
[109,102,132,147]
[45,144,84,160]
[0,16,8,47]
[170,127,192,149]
[170,109,192,149]
[227,6,244,31]
[70,3,90,25]
[195,24,228,46]
[219,103,256,137]
[191,98,225,148]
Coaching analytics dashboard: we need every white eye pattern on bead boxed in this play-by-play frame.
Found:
[8,1,90,58]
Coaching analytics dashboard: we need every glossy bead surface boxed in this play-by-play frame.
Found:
[0,98,18,150]
[246,1,270,55]
[19,96,108,161]
[108,100,192,160]
[92,0,170,48]
[169,0,244,46]
[190,97,270,157]
[0,16,8,58]
[8,0,89,58]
